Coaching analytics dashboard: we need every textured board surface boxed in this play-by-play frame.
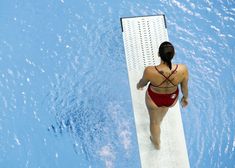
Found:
[121,15,190,168]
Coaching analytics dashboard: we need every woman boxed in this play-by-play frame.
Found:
[136,41,189,150]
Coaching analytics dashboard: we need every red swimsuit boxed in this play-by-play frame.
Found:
[148,65,179,107]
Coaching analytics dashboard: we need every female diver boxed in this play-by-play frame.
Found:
[137,41,189,150]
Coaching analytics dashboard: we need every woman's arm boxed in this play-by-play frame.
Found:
[180,65,189,107]
[137,67,150,90]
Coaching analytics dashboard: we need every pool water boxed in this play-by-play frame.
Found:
[0,0,234,167]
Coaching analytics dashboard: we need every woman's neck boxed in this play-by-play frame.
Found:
[160,60,167,65]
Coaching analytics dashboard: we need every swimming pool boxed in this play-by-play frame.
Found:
[0,0,234,167]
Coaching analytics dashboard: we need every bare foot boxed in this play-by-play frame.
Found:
[150,136,160,150]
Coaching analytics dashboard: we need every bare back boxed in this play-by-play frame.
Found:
[146,64,187,94]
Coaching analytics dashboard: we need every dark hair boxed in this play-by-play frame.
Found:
[159,41,175,70]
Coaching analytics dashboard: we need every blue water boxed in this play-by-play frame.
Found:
[0,0,234,168]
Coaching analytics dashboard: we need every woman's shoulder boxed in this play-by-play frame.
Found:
[145,64,188,72]
[175,64,188,71]
[175,64,189,78]
[144,66,155,75]
[144,66,156,71]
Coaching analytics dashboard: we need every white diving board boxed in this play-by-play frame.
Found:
[121,15,190,168]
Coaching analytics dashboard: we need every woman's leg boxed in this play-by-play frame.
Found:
[149,107,168,149]
[145,92,169,149]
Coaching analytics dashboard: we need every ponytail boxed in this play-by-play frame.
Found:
[165,51,173,69]
[166,60,172,70]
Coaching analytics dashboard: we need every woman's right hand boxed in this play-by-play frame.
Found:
[137,83,143,90]
[180,97,188,108]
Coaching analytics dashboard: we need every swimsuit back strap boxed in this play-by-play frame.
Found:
[154,64,178,87]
